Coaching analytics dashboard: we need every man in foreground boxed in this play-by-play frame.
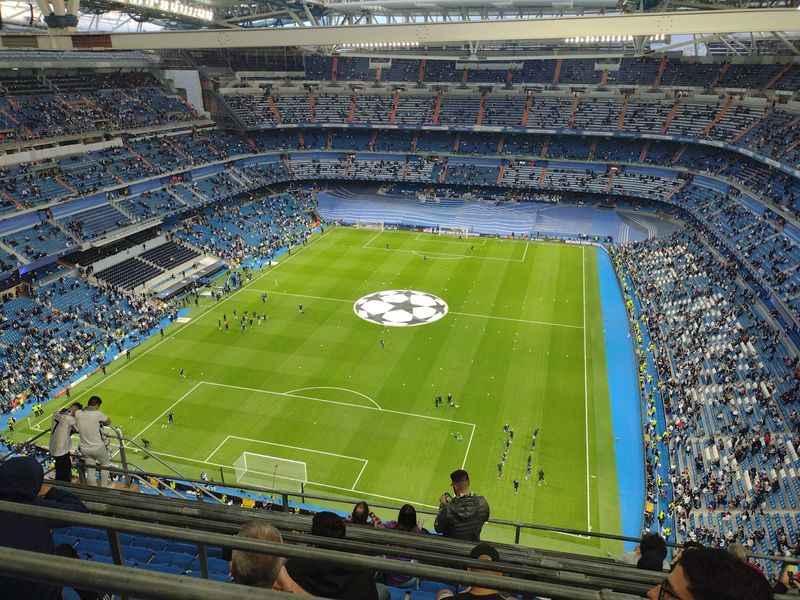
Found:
[646,546,772,600]
[436,543,508,600]
[230,521,285,589]
[283,511,385,599]
[74,396,113,487]
[435,469,490,541]
[0,456,87,600]
[49,402,81,482]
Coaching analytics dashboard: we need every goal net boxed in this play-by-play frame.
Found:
[438,226,472,238]
[355,220,384,230]
[233,452,308,493]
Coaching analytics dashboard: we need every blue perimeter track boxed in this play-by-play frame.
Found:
[596,248,644,548]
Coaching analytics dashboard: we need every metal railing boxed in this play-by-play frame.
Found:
[0,499,654,600]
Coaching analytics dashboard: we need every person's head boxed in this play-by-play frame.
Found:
[87,396,102,408]
[450,469,471,495]
[230,521,284,588]
[468,543,501,576]
[646,546,772,600]
[0,456,43,501]
[397,504,417,532]
[351,501,369,525]
[727,543,748,562]
[68,402,82,415]
[637,532,667,571]
[311,511,346,539]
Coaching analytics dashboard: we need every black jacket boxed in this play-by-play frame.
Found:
[0,456,87,600]
[286,557,379,600]
[434,493,490,541]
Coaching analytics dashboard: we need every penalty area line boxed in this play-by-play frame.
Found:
[131,447,435,509]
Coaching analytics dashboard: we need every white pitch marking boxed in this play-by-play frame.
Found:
[127,381,204,446]
[240,288,582,330]
[287,386,383,410]
[201,381,475,427]
[31,228,333,432]
[461,423,476,470]
[582,245,592,533]
[137,447,436,509]
[227,435,368,464]
[204,435,232,462]
[352,460,369,490]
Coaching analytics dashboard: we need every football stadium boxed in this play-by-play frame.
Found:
[0,2,799,599]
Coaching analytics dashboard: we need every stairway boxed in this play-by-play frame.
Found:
[267,96,283,125]
[710,63,731,89]
[431,93,442,125]
[388,90,400,124]
[618,96,629,129]
[553,59,562,86]
[476,93,486,126]
[661,100,681,134]
[346,95,357,123]
[766,63,795,90]
[567,96,580,129]
[520,95,533,127]
[702,96,733,137]
[654,56,668,87]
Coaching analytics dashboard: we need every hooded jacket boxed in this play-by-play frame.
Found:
[286,558,379,600]
[0,456,87,600]
[434,493,490,541]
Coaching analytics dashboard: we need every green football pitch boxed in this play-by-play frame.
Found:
[15,227,622,557]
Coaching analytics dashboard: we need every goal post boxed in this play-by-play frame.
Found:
[438,226,472,238]
[233,452,308,493]
[354,220,384,231]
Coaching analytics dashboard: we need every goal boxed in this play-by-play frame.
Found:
[355,220,384,231]
[233,452,308,493]
[438,226,472,238]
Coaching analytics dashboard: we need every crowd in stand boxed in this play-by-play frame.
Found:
[0,271,175,412]
[613,225,800,575]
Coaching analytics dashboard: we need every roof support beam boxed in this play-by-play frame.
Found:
[6,8,799,50]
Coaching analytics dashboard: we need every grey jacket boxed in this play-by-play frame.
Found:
[434,493,490,541]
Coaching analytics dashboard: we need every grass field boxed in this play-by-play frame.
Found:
[13,227,622,557]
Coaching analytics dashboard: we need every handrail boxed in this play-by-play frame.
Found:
[86,460,648,544]
[0,546,324,600]
[0,499,652,600]
[0,429,50,462]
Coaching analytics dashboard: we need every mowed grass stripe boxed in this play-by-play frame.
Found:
[12,227,620,557]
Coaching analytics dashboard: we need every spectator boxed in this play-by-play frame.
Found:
[49,402,81,482]
[384,504,427,534]
[622,532,668,572]
[285,511,386,600]
[350,501,381,527]
[381,504,429,589]
[436,543,507,600]
[74,396,112,487]
[646,546,772,600]
[0,456,87,600]
[435,469,490,541]
[230,521,284,589]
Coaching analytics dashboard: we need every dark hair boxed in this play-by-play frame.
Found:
[87,396,102,407]
[679,547,772,600]
[397,504,417,531]
[70,402,82,410]
[637,551,666,571]
[450,469,469,484]
[470,543,499,562]
[312,511,346,539]
[351,501,369,525]
[640,533,667,558]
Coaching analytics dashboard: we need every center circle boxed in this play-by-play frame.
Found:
[353,290,449,327]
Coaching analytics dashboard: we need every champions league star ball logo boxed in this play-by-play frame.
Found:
[354,290,448,327]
